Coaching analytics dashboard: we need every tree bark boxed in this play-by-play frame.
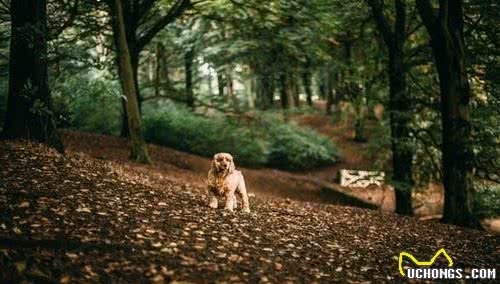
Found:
[108,0,190,138]
[302,70,313,107]
[325,71,336,115]
[184,48,195,109]
[217,69,225,96]
[416,0,479,227]
[111,0,150,163]
[279,73,290,109]
[290,73,300,108]
[154,43,162,97]
[366,0,414,215]
[226,69,234,98]
[255,70,274,109]
[2,0,64,152]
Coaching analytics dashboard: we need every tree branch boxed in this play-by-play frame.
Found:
[365,0,394,48]
[415,0,437,32]
[136,0,191,50]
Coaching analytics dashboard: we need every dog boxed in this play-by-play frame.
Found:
[207,153,250,212]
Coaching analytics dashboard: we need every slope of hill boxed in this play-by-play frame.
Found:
[0,140,498,283]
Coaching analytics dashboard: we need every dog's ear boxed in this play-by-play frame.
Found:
[211,153,221,171]
[210,155,217,171]
[228,155,235,173]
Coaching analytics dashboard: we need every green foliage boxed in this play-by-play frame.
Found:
[474,184,500,218]
[142,102,339,169]
[142,103,268,166]
[51,71,121,135]
[366,119,392,171]
[267,122,339,170]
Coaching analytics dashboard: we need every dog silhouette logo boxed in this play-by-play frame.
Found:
[398,248,454,276]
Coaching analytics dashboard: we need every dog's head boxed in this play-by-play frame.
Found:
[211,152,235,175]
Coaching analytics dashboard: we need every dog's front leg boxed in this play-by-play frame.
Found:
[224,194,235,212]
[208,188,218,209]
[237,177,250,213]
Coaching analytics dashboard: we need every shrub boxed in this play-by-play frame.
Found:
[474,184,500,218]
[52,71,121,135]
[267,123,339,170]
[142,102,340,170]
[142,103,268,167]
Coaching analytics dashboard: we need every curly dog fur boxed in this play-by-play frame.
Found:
[207,153,250,212]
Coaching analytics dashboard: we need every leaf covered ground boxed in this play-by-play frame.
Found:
[0,140,499,283]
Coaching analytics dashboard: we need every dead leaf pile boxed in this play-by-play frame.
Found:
[0,141,498,283]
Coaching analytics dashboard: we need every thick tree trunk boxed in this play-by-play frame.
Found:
[113,20,141,138]
[389,52,413,215]
[367,0,413,215]
[390,2,414,215]
[417,0,479,227]
[120,51,143,137]
[184,49,195,109]
[2,0,63,152]
[112,0,150,163]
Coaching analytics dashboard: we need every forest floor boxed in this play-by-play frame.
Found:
[1,112,499,283]
[0,140,499,283]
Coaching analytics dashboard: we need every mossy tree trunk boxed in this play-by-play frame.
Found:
[2,0,64,152]
[111,0,150,164]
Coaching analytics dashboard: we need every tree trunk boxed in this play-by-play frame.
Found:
[417,0,479,227]
[318,76,327,101]
[159,44,171,86]
[325,71,336,115]
[2,0,63,152]
[302,71,313,107]
[154,43,162,97]
[256,71,274,109]
[389,52,413,215]
[120,51,143,137]
[217,70,225,96]
[245,75,255,108]
[367,0,413,215]
[114,25,142,138]
[184,49,195,109]
[226,69,234,98]
[290,73,300,108]
[111,0,150,163]
[279,73,290,109]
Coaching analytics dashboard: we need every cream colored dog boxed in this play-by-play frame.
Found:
[207,153,250,212]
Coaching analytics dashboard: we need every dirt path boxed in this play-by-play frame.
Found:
[294,114,378,182]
